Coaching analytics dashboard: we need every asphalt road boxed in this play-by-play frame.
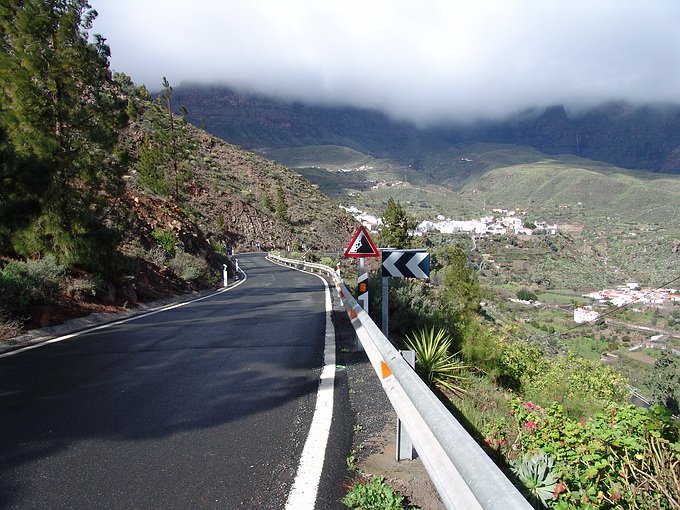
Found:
[0,253,350,509]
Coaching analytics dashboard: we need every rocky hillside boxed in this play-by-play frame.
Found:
[1,92,357,336]
[123,121,357,256]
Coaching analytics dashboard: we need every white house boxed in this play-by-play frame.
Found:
[574,307,600,324]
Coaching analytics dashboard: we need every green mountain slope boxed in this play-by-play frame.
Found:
[264,142,680,226]
[458,157,680,224]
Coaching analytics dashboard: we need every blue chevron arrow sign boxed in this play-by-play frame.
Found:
[381,250,430,279]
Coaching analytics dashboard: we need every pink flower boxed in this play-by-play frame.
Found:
[525,420,538,431]
[525,401,536,411]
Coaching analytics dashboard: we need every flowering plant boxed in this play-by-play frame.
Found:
[509,397,679,508]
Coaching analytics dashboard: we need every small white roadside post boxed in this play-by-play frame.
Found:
[222,263,228,287]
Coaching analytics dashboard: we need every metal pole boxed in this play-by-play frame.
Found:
[356,258,367,352]
[358,258,368,312]
[381,276,389,337]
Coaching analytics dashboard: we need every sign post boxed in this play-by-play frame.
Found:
[381,249,431,337]
[344,226,380,351]
[380,249,430,463]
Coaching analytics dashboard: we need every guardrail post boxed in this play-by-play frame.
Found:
[381,276,389,336]
[396,350,415,461]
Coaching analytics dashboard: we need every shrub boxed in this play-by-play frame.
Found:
[516,288,538,302]
[319,256,335,268]
[404,327,467,394]
[64,275,101,301]
[150,228,176,257]
[497,336,544,389]
[511,398,679,509]
[0,256,64,314]
[0,308,23,339]
[522,352,629,418]
[341,477,411,510]
[167,250,209,282]
[459,317,503,376]
[147,246,168,266]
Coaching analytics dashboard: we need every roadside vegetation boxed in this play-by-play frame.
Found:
[340,198,680,509]
[0,1,353,341]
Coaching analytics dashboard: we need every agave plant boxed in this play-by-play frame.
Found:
[404,327,467,395]
[510,452,559,508]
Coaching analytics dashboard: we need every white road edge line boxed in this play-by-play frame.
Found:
[282,265,336,510]
[0,272,248,359]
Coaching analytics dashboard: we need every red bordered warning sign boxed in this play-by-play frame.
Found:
[344,225,380,258]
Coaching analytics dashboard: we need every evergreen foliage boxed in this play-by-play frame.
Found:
[0,0,128,268]
[404,327,467,394]
[516,288,538,302]
[439,245,482,320]
[136,77,192,198]
[275,185,287,221]
[379,197,411,248]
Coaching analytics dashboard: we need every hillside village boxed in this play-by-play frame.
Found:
[341,205,558,237]
[584,284,680,308]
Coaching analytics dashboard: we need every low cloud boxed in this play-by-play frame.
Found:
[92,0,680,125]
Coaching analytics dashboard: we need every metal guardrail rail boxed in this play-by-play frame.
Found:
[269,254,531,510]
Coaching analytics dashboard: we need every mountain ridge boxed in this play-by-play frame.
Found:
[173,83,680,174]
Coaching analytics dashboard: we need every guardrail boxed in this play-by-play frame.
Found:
[269,254,531,510]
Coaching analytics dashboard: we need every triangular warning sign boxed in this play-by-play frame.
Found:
[344,226,380,258]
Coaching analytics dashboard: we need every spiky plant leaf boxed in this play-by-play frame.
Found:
[405,327,467,395]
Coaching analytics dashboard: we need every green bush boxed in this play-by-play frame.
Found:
[0,256,64,314]
[150,228,176,257]
[341,477,411,509]
[522,352,629,418]
[319,256,336,268]
[167,250,209,282]
[497,335,544,389]
[516,288,538,302]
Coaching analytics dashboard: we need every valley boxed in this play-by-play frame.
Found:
[264,142,680,401]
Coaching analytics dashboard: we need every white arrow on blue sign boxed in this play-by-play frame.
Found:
[381,250,430,279]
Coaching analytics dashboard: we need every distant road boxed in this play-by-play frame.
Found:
[0,253,348,509]
[606,318,680,339]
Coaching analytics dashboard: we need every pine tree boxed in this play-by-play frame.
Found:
[137,77,191,199]
[0,0,127,268]
[275,185,287,221]
[379,197,411,248]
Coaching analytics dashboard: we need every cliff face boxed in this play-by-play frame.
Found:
[173,84,680,174]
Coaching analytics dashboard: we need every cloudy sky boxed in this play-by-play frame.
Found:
[91,0,680,125]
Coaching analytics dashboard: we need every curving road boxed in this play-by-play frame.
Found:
[0,253,349,509]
